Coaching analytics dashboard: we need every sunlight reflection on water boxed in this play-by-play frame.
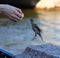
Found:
[36,10,60,45]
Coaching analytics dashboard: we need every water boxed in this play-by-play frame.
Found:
[36,10,60,45]
[0,9,60,55]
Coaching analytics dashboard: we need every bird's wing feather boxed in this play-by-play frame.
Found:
[34,24,41,32]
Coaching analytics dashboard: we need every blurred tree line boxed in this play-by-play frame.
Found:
[0,0,40,9]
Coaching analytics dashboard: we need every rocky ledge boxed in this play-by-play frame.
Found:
[15,44,60,58]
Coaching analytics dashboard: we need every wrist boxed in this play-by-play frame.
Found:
[0,4,9,13]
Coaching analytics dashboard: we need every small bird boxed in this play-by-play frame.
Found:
[30,19,43,41]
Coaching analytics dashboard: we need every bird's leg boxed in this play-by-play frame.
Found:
[32,33,37,40]
[39,33,43,41]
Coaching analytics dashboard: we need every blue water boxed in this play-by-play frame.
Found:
[0,9,60,55]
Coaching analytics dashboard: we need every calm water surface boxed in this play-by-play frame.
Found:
[0,9,60,55]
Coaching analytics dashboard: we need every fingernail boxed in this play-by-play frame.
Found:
[22,13,24,18]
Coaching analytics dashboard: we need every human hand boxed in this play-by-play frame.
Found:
[0,4,24,22]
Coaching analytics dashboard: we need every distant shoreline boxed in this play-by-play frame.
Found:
[34,7,60,11]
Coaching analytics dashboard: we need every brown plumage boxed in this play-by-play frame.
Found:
[30,19,43,41]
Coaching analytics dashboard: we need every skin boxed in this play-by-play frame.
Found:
[0,4,24,22]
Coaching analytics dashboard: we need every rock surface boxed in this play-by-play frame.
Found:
[15,44,60,58]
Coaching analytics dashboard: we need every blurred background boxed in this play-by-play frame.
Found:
[0,0,60,55]
[0,0,39,9]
